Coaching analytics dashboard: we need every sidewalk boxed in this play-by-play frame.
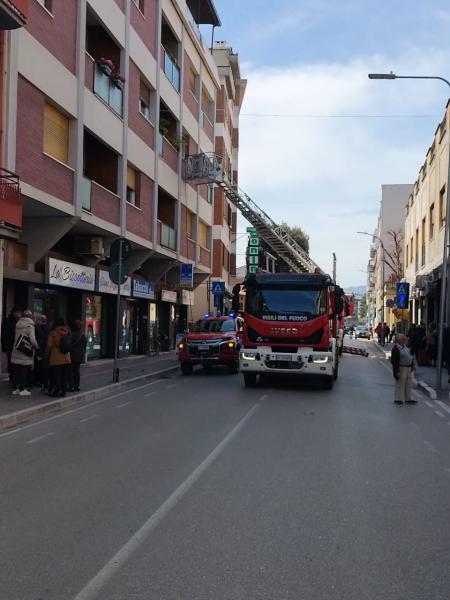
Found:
[0,353,179,429]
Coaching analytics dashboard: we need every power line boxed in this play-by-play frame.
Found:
[241,113,437,119]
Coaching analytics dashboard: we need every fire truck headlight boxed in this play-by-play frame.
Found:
[227,341,235,348]
[241,352,256,361]
[312,356,330,364]
[178,342,185,350]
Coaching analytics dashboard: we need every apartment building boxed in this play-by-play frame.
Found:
[0,0,244,359]
[404,105,449,326]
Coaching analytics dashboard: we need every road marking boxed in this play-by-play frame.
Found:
[435,400,450,415]
[166,383,177,390]
[425,400,434,408]
[73,403,261,600]
[424,440,438,453]
[79,414,99,423]
[434,410,445,418]
[259,394,269,402]
[144,391,156,398]
[0,379,167,439]
[116,401,133,408]
[26,432,54,445]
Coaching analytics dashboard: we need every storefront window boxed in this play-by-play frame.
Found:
[33,288,63,325]
[85,295,102,359]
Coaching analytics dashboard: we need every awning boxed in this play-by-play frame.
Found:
[186,0,221,27]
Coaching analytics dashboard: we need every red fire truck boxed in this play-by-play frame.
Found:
[238,272,344,389]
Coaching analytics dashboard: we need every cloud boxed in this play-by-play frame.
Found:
[235,46,450,286]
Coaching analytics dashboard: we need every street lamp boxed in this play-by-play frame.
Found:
[368,72,450,389]
[357,231,386,344]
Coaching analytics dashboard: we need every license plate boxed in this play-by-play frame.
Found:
[273,354,292,361]
[199,346,210,352]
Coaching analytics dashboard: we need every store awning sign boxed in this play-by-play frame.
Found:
[98,270,131,295]
[181,289,194,305]
[161,289,177,303]
[48,258,95,291]
[133,279,155,300]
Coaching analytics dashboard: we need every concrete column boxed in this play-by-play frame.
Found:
[119,0,131,237]
[5,29,19,172]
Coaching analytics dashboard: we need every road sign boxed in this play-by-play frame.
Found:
[211,281,225,295]
[180,263,193,287]
[386,299,395,308]
[248,265,258,274]
[396,282,410,309]
[110,238,132,263]
[246,227,257,234]
[214,293,222,308]
[109,261,128,285]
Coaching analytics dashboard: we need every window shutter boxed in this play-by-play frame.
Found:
[43,103,69,164]
[127,166,136,191]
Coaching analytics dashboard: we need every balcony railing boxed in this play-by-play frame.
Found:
[161,46,180,91]
[93,63,123,117]
[158,220,176,251]
[157,132,164,156]
[0,167,21,228]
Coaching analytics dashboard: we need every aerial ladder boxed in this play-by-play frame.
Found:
[183,153,319,274]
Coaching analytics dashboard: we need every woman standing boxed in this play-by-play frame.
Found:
[69,320,87,392]
[10,310,39,396]
[46,318,71,398]
[391,334,416,404]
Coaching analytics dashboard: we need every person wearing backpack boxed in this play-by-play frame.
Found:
[46,317,71,398]
[10,309,39,396]
[69,320,87,392]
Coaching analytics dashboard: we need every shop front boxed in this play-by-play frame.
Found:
[97,270,132,358]
[159,289,177,351]
[132,279,156,355]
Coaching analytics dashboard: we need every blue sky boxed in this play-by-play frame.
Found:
[206,1,450,288]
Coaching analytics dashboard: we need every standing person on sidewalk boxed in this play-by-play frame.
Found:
[389,324,396,343]
[46,318,71,398]
[1,307,22,383]
[382,323,390,346]
[69,320,87,392]
[391,334,416,404]
[34,315,50,392]
[10,310,39,396]
[375,323,382,343]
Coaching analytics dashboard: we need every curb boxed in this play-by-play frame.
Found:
[373,340,392,359]
[415,378,437,400]
[0,363,179,430]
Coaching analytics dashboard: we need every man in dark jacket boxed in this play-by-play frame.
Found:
[391,334,416,404]
[1,307,22,381]
[69,320,87,392]
[34,315,50,390]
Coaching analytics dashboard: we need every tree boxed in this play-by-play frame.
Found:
[382,229,404,282]
[281,222,310,254]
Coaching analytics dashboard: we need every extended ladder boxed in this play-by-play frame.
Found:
[183,153,319,273]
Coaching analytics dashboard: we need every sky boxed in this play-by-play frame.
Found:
[203,0,450,288]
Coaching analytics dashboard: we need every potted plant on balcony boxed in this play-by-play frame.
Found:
[97,57,115,76]
[111,73,126,90]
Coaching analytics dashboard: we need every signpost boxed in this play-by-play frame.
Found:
[396,282,409,309]
[211,281,225,313]
[180,263,194,287]
[110,237,130,383]
[247,227,259,274]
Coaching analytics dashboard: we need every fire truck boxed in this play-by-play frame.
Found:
[238,272,344,389]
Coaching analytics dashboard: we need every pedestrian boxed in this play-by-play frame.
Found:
[34,315,50,392]
[391,333,416,404]
[382,322,390,346]
[369,326,373,340]
[389,324,396,343]
[69,320,87,392]
[1,306,22,383]
[375,322,382,343]
[425,322,437,367]
[10,309,39,396]
[46,317,71,398]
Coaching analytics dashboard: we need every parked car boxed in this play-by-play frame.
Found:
[355,325,371,339]
[178,315,243,375]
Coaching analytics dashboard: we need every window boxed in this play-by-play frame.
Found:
[207,184,214,204]
[186,211,195,239]
[36,0,52,12]
[421,218,426,266]
[410,237,413,263]
[406,244,409,267]
[201,88,212,122]
[139,79,151,121]
[132,0,145,13]
[198,220,209,249]
[430,203,435,239]
[126,165,138,206]
[227,205,232,228]
[188,67,198,98]
[223,247,230,270]
[440,186,446,227]
[43,102,69,164]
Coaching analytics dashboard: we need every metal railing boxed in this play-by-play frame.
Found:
[162,47,180,91]
[160,222,176,251]
[93,63,123,116]
[0,166,21,228]
[81,176,92,211]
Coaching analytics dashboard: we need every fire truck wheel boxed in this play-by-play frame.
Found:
[180,363,193,376]
[243,373,257,387]
[229,361,239,375]
[323,375,334,390]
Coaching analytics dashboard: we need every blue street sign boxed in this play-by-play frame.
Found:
[214,293,222,307]
[396,282,410,309]
[211,281,225,295]
[180,263,193,287]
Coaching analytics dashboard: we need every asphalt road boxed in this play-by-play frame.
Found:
[1,340,450,600]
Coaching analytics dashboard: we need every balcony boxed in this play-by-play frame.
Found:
[0,167,21,231]
[93,62,123,117]
[157,220,176,251]
[187,238,196,261]
[161,46,180,92]
[0,0,28,30]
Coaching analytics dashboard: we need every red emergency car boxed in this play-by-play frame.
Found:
[178,315,243,375]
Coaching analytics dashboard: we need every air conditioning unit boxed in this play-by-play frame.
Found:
[75,237,104,256]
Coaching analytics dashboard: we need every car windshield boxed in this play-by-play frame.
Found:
[191,319,235,333]
[246,285,327,321]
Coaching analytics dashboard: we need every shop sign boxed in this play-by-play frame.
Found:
[98,270,131,295]
[133,279,155,300]
[48,258,95,291]
[181,289,194,305]
[161,289,177,303]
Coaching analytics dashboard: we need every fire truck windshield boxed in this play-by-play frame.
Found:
[246,286,327,321]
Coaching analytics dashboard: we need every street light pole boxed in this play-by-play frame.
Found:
[368,72,450,388]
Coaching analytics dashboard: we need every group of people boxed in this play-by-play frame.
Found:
[1,308,87,398]
[374,322,396,345]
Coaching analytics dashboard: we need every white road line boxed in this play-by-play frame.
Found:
[435,400,450,415]
[425,400,434,408]
[116,401,133,409]
[26,432,54,445]
[424,440,438,453]
[79,414,99,423]
[434,410,445,418]
[259,394,269,402]
[73,403,261,600]
[166,384,177,390]
[144,391,156,398]
[0,379,167,439]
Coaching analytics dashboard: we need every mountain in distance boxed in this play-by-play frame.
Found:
[345,285,366,295]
